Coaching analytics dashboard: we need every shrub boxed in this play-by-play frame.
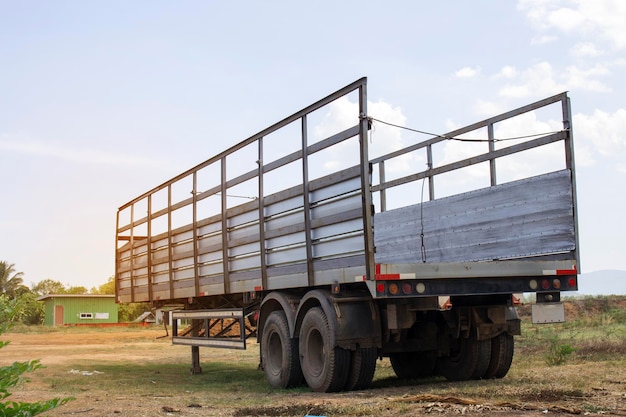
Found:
[0,295,73,416]
[545,337,576,366]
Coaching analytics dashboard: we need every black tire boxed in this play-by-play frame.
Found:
[471,338,492,379]
[389,351,437,379]
[484,332,514,379]
[260,310,303,389]
[438,336,491,382]
[299,307,350,392]
[345,347,378,391]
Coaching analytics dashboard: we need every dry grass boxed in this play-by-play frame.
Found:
[2,296,626,416]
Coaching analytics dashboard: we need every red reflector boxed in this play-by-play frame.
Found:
[376,283,385,293]
[568,278,577,288]
[541,279,550,290]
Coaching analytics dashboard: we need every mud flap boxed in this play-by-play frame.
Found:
[531,302,565,324]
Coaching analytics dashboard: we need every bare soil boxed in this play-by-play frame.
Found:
[2,328,626,417]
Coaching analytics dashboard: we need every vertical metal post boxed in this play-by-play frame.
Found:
[190,345,202,374]
[488,123,497,186]
[301,115,315,286]
[167,185,174,299]
[239,310,246,344]
[114,212,120,301]
[562,97,574,170]
[358,81,376,281]
[379,161,386,212]
[258,138,268,291]
[220,157,231,294]
[427,144,434,201]
[562,95,581,271]
[147,195,153,302]
[129,204,135,303]
[192,172,200,296]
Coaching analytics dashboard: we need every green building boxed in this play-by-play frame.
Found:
[37,294,118,326]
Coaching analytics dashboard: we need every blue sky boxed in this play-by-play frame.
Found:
[1,1,625,289]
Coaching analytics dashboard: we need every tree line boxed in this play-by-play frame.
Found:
[0,260,145,324]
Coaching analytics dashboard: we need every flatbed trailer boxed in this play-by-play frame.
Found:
[116,77,579,391]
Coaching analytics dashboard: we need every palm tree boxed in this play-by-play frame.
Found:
[0,261,27,299]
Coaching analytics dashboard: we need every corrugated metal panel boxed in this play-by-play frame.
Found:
[374,169,576,264]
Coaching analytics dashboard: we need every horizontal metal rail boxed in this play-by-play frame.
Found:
[371,92,572,205]
[171,308,256,350]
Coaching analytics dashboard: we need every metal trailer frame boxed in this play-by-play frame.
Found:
[116,77,374,303]
[115,78,579,308]
[367,91,579,302]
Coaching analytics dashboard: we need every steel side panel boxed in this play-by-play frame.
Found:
[374,170,575,265]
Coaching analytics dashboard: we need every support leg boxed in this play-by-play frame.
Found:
[190,346,202,374]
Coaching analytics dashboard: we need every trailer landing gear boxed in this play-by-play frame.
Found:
[190,346,202,375]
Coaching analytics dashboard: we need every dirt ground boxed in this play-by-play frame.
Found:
[2,328,626,417]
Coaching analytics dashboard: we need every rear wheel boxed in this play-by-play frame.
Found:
[345,347,377,391]
[390,351,437,379]
[438,336,491,381]
[484,332,514,379]
[261,310,303,388]
[299,307,350,392]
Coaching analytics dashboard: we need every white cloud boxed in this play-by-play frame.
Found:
[497,61,611,97]
[531,34,558,45]
[497,66,518,79]
[0,134,162,166]
[455,66,481,78]
[545,4,586,32]
[498,62,565,98]
[564,64,612,92]
[572,144,596,167]
[565,108,626,172]
[574,108,626,158]
[571,42,605,57]
[474,100,504,117]
[518,0,626,49]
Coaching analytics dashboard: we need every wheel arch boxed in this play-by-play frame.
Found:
[294,290,335,342]
[295,289,381,350]
[257,292,300,343]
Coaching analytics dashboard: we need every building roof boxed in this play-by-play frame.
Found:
[36,294,116,301]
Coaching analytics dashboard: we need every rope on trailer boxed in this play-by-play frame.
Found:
[365,116,565,143]
[420,176,427,263]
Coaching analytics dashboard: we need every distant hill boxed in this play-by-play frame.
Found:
[573,270,626,296]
